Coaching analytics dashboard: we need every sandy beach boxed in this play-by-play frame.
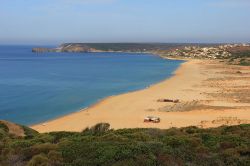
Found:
[32,59,250,133]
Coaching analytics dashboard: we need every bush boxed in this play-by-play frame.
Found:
[83,123,110,135]
[0,129,7,140]
[1,123,250,166]
[25,143,57,158]
[0,122,9,133]
[48,150,63,166]
[22,125,39,138]
[27,154,49,166]
[219,141,236,150]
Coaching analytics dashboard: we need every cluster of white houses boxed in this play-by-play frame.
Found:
[165,43,250,59]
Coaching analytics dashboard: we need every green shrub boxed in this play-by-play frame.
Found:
[0,129,7,140]
[83,123,110,135]
[1,123,250,166]
[22,125,39,138]
[156,153,184,166]
[26,143,57,157]
[27,154,49,166]
[48,150,63,166]
[0,122,9,133]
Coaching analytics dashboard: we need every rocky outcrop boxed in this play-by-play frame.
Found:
[32,48,52,53]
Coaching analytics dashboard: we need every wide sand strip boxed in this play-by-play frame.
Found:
[32,59,250,133]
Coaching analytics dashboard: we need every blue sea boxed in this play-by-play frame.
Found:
[0,45,183,125]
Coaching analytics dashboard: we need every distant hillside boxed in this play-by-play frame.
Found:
[1,121,250,166]
[226,45,250,65]
[32,43,217,53]
[157,44,250,66]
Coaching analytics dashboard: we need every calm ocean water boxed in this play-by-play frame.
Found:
[0,45,183,125]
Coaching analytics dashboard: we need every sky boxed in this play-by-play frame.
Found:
[0,0,250,45]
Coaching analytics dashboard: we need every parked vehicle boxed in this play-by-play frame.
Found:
[144,116,160,123]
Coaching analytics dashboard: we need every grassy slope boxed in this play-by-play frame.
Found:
[59,43,218,52]
[228,51,250,66]
[60,43,187,52]
[0,123,249,166]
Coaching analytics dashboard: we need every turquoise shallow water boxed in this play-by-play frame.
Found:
[0,46,183,125]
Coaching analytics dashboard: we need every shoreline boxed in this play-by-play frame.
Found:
[31,58,250,133]
[31,59,188,130]
[30,58,186,126]
[28,55,184,127]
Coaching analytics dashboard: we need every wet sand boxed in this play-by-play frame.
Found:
[32,59,250,132]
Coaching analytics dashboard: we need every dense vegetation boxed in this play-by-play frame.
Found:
[228,51,250,66]
[32,43,215,53]
[0,122,249,166]
[61,43,188,52]
[226,47,250,66]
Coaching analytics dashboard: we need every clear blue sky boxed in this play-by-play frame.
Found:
[1,0,250,44]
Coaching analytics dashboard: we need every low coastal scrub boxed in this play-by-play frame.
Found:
[228,51,250,66]
[0,122,249,166]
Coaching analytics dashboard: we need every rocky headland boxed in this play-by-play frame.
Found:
[32,43,191,53]
[32,43,250,66]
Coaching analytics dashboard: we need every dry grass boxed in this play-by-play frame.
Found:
[158,100,233,112]
[0,120,25,137]
[198,117,250,128]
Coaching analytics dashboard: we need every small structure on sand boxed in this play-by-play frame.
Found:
[144,116,160,123]
[157,98,179,103]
